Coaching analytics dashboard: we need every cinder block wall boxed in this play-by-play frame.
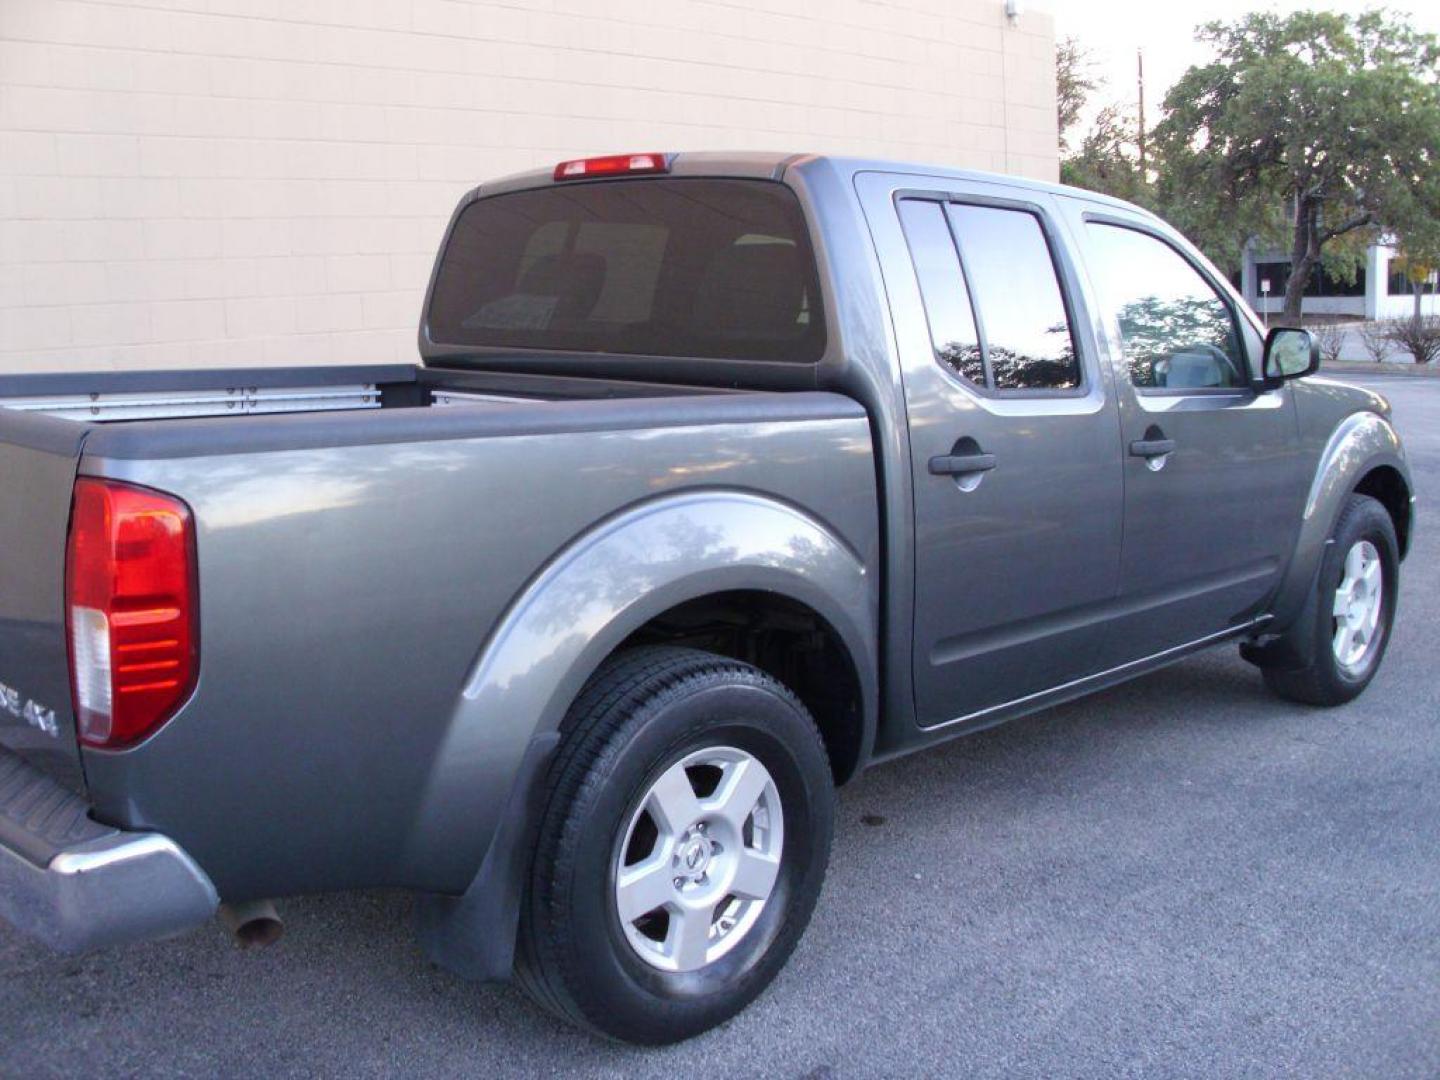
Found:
[0,0,1058,373]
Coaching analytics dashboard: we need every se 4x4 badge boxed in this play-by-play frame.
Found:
[0,679,58,738]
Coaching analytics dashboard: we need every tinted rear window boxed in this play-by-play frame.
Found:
[427,178,826,363]
[945,204,1080,391]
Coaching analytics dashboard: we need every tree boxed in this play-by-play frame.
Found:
[1056,36,1099,154]
[1390,213,1440,324]
[1154,11,1440,320]
[1392,252,1436,321]
[1054,37,1152,207]
[1060,104,1152,208]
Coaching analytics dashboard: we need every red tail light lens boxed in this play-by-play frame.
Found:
[65,478,198,748]
[553,152,669,181]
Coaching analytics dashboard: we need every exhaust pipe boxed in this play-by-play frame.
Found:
[218,899,284,949]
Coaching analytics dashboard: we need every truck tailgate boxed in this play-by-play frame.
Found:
[0,409,87,790]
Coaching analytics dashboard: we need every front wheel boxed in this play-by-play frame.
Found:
[515,647,834,1044]
[1262,493,1399,706]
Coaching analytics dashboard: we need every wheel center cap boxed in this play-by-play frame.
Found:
[677,835,712,880]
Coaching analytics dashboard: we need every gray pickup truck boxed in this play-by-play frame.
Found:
[0,152,1414,1044]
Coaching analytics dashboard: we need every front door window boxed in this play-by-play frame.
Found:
[1084,223,1246,390]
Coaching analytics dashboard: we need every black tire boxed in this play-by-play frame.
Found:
[1263,493,1399,706]
[515,646,834,1044]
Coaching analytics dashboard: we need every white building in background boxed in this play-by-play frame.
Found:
[0,0,1059,374]
[1239,241,1440,322]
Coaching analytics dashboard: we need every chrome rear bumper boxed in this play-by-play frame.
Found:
[1,749,217,953]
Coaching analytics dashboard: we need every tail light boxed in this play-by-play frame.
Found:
[65,478,198,748]
[553,152,669,181]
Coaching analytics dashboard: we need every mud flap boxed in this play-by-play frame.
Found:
[1240,555,1326,673]
[414,730,560,983]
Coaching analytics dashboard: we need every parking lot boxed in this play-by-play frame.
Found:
[3,376,1436,1079]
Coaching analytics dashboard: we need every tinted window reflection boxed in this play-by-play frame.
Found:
[898,199,984,385]
[947,204,1080,390]
[1084,224,1245,389]
[428,179,826,363]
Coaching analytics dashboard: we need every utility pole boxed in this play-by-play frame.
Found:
[1137,48,1147,176]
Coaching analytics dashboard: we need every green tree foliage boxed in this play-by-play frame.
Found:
[1390,216,1440,324]
[1060,104,1153,209]
[1153,10,1440,319]
[1055,37,1152,206]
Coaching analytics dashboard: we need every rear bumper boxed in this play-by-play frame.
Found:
[1,750,218,954]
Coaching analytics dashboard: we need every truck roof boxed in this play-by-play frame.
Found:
[471,151,1156,221]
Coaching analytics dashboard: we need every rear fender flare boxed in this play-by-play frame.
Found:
[412,490,875,979]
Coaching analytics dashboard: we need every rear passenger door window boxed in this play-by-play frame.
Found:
[946,204,1080,390]
[897,198,1081,392]
[897,200,985,384]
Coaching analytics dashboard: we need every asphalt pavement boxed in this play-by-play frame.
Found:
[3,377,1437,1079]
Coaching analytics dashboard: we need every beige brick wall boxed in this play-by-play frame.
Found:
[0,0,1057,373]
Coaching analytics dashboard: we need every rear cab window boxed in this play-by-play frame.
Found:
[427,178,825,364]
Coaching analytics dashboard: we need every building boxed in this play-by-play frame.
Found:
[1240,241,1440,322]
[0,0,1059,374]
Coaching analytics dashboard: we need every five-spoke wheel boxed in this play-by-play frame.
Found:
[616,746,784,972]
[516,647,834,1044]
[1331,539,1383,677]
[1260,493,1399,705]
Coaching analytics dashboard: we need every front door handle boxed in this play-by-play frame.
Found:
[929,452,998,476]
[1129,438,1176,458]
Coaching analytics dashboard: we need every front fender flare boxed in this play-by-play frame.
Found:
[1266,411,1411,639]
[412,489,876,979]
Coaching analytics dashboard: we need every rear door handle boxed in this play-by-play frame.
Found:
[928,452,997,476]
[1129,438,1176,458]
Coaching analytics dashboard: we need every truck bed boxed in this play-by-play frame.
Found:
[0,362,874,901]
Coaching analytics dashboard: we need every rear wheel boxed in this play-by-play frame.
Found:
[1262,494,1399,706]
[516,647,834,1044]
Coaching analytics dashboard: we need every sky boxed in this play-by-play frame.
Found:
[1048,1,1440,128]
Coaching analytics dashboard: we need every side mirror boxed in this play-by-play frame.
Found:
[1262,326,1320,385]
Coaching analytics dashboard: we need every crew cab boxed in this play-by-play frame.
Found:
[0,152,1414,1044]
